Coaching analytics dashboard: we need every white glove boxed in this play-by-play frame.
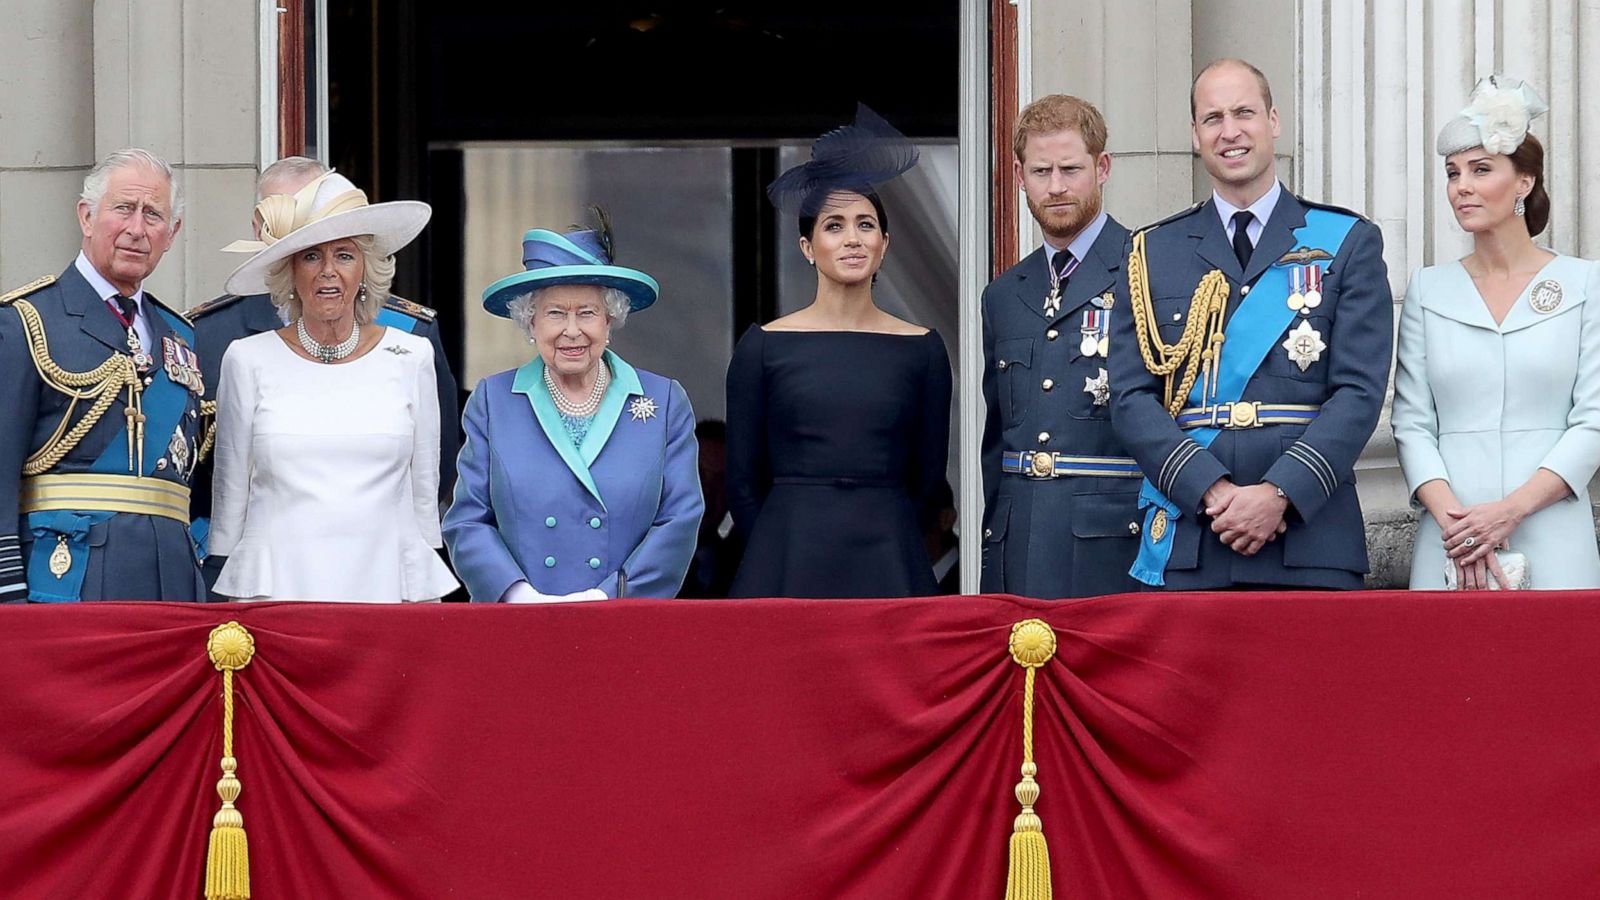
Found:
[500,582,607,604]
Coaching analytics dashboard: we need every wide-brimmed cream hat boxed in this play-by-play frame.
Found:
[221,170,431,295]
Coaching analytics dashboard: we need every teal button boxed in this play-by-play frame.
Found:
[544,556,556,568]
[588,517,601,528]
[588,557,601,569]
[545,516,557,528]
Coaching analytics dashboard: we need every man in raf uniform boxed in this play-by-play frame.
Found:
[0,149,207,602]
[1108,58,1391,591]
[188,157,459,571]
[980,95,1145,598]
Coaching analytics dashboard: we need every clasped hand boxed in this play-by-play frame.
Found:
[1439,499,1522,591]
[1205,479,1288,556]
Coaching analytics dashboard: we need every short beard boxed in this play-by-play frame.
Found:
[1028,190,1103,243]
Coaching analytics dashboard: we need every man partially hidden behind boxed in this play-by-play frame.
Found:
[980,94,1145,598]
[1108,59,1392,590]
[189,156,459,579]
[0,149,207,601]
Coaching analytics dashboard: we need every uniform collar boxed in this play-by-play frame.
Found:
[74,251,145,311]
[1211,181,1283,235]
[1042,210,1108,271]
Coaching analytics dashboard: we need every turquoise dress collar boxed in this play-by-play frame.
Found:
[511,349,644,508]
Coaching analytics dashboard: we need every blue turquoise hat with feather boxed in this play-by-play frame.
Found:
[766,104,920,217]
[482,207,659,318]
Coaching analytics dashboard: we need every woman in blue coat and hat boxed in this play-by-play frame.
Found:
[443,214,703,601]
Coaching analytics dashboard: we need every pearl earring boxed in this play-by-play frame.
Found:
[806,257,815,267]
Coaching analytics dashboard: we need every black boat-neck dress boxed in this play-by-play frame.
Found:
[725,326,953,598]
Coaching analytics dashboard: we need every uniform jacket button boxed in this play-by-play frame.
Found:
[997,360,1009,370]
[1037,431,1050,444]
[1129,522,1141,536]
[545,516,557,527]
[1046,329,1059,340]
[1241,284,1251,296]
[1041,378,1054,391]
[544,556,556,567]
[983,528,993,539]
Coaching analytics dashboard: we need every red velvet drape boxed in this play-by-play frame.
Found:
[1,592,1597,898]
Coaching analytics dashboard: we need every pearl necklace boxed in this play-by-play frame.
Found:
[297,318,360,363]
[545,361,609,417]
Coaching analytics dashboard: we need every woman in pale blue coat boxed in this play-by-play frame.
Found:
[1393,76,1600,590]
[443,221,703,601]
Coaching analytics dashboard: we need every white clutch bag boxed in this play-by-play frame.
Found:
[1443,551,1530,591]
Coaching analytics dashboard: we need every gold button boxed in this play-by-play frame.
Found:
[1241,285,1251,296]
[1046,329,1059,340]
[1041,379,1054,391]
[1037,431,1050,444]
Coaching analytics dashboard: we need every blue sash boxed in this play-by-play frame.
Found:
[1129,209,1358,585]
[26,307,198,600]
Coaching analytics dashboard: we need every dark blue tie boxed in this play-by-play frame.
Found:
[1231,211,1254,269]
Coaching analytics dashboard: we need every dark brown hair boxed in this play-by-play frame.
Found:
[1509,133,1550,237]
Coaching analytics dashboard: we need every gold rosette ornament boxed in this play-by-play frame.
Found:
[1005,618,1058,900]
[204,622,256,900]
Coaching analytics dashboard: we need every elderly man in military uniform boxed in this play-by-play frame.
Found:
[188,156,459,574]
[0,149,206,602]
[980,94,1144,598]
[1108,58,1391,590]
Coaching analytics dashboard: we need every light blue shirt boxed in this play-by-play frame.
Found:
[1042,210,1109,274]
[1212,181,1283,250]
[74,251,152,354]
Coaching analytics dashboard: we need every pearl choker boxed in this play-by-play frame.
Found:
[297,318,360,363]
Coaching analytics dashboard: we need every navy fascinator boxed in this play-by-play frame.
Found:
[766,104,920,217]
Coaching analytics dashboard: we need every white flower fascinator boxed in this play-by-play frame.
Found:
[1435,75,1549,156]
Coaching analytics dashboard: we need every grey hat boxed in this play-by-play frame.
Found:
[1436,75,1549,156]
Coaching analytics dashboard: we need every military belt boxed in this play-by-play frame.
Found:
[1175,402,1321,430]
[1001,451,1142,479]
[20,474,191,524]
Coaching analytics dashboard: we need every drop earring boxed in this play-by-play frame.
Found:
[1514,195,1526,217]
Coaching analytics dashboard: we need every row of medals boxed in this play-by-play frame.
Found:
[1043,281,1113,357]
[126,327,196,480]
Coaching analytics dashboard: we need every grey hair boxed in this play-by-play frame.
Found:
[257,156,328,199]
[507,285,631,336]
[80,148,184,223]
[265,234,394,324]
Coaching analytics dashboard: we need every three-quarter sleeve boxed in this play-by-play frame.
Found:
[725,326,769,542]
[911,331,954,521]
[409,342,443,547]
[612,379,705,598]
[1391,267,1452,501]
[1537,260,1600,492]
[441,385,528,601]
[208,342,257,558]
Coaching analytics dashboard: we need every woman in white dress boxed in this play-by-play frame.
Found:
[1393,76,1600,590]
[208,171,459,601]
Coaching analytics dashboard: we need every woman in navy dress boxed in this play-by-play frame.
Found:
[726,107,953,598]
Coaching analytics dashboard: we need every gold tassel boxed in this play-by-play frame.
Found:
[205,622,256,900]
[1005,619,1058,900]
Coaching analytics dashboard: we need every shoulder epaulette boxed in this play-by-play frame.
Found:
[1299,197,1370,222]
[0,274,56,306]
[187,293,247,319]
[146,293,192,326]
[1137,201,1206,235]
[384,295,437,322]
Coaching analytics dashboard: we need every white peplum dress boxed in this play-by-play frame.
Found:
[210,327,459,602]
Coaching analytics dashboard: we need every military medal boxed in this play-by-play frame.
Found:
[1282,320,1327,372]
[1083,367,1110,406]
[48,536,71,578]
[1530,278,1563,314]
[162,336,204,394]
[1043,251,1081,318]
[1286,267,1305,311]
[1079,309,1111,357]
[1302,265,1323,310]
[1150,509,1169,542]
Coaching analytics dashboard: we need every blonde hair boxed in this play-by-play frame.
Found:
[1013,94,1108,161]
[265,234,394,323]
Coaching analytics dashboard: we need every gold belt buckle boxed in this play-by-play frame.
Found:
[1226,402,1259,429]
[1028,451,1056,478]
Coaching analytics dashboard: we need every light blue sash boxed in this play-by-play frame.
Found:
[1130,209,1358,585]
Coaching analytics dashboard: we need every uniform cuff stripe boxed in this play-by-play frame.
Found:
[1286,445,1335,496]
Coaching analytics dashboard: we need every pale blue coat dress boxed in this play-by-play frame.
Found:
[1392,255,1600,588]
[443,351,703,600]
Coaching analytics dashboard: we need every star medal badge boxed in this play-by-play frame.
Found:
[1282,320,1326,372]
[628,396,658,422]
[1083,367,1110,406]
[162,336,204,394]
[1530,279,1564,314]
[1043,284,1062,318]
[1302,264,1323,311]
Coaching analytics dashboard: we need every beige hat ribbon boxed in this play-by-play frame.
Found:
[220,170,370,253]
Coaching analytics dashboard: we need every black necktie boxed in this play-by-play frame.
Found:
[1230,211,1254,269]
[112,293,138,324]
[1052,250,1075,281]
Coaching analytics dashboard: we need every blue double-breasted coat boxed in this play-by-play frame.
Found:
[443,351,703,601]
